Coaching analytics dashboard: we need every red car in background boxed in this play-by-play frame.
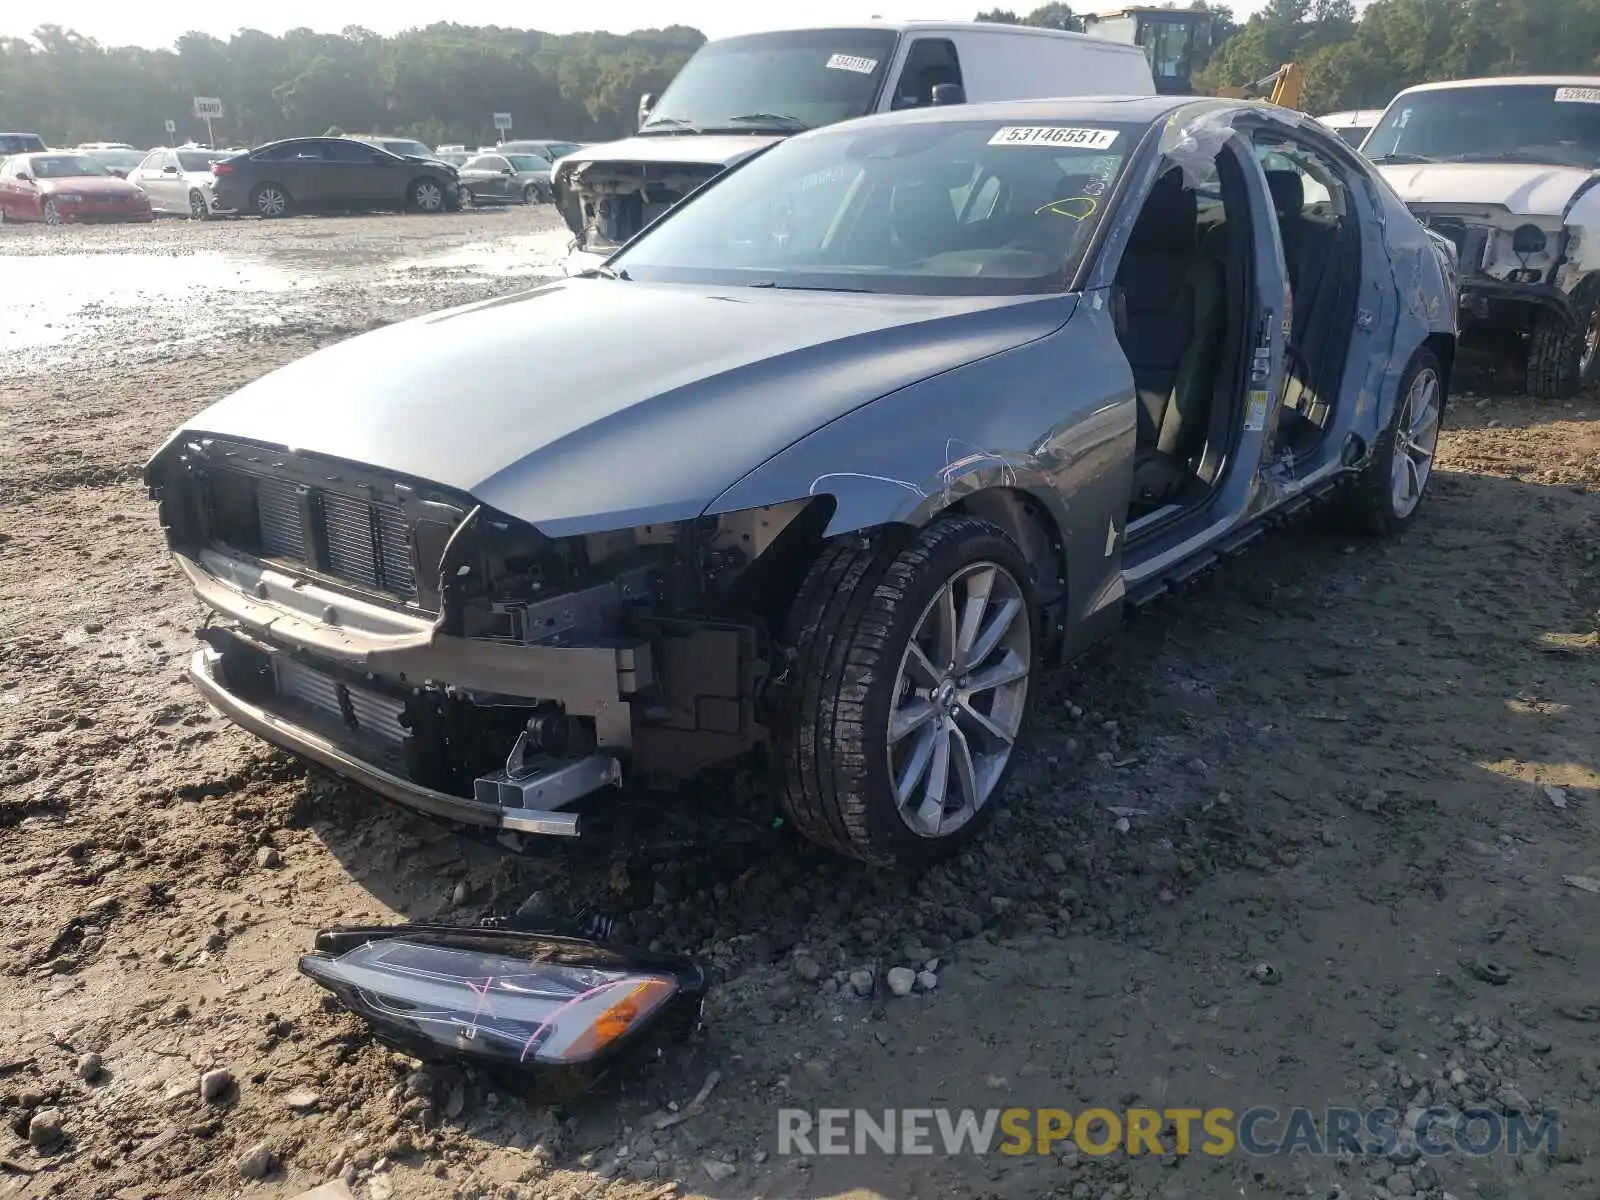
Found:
[0,152,154,225]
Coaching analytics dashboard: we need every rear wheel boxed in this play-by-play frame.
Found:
[772,517,1038,868]
[250,184,290,218]
[1337,345,1445,537]
[409,177,446,213]
[42,199,62,226]
[188,189,209,220]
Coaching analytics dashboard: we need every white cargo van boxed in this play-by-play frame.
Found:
[552,21,1156,271]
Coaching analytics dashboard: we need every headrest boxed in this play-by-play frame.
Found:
[1126,168,1197,255]
[890,179,959,257]
[1265,170,1304,217]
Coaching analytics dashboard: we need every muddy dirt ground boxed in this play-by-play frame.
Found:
[2,209,1598,1200]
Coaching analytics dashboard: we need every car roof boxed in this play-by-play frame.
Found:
[1317,109,1382,125]
[794,93,1217,136]
[723,20,1142,47]
[1392,75,1600,97]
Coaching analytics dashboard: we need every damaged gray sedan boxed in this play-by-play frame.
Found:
[147,96,1458,868]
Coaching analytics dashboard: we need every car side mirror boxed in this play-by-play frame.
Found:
[638,92,656,127]
[931,83,966,106]
[163,165,179,174]
[15,172,31,182]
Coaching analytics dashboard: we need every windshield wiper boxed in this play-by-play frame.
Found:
[1445,150,1573,166]
[723,113,810,131]
[638,116,698,133]
[748,280,874,293]
[1367,152,1436,164]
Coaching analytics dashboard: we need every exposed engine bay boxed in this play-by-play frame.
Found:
[1406,201,1582,323]
[147,434,833,842]
[554,159,728,256]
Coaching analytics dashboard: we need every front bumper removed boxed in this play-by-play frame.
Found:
[189,645,618,837]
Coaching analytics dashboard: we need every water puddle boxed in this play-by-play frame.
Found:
[1,252,297,355]
[388,230,572,278]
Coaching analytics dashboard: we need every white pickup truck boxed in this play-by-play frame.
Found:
[551,20,1157,275]
[1364,75,1600,398]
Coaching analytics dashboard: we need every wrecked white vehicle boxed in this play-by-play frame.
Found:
[1366,76,1600,398]
[550,21,1155,273]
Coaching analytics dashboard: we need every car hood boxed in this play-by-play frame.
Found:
[557,133,785,171]
[41,176,138,195]
[177,279,1075,535]
[1376,161,1599,217]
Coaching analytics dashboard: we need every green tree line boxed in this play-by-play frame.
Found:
[0,23,705,149]
[6,2,1600,151]
[1199,0,1600,113]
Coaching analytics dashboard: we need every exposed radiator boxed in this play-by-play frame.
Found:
[275,655,408,748]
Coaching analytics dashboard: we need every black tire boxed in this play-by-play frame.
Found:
[188,189,209,221]
[408,177,447,213]
[1337,345,1446,537]
[250,184,291,218]
[771,516,1039,868]
[42,199,62,226]
[1526,282,1600,400]
[461,188,475,208]
[522,183,541,205]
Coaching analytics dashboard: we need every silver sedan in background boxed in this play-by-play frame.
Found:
[457,153,554,205]
[126,148,237,218]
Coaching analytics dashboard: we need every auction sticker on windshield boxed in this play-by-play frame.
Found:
[826,54,879,74]
[989,126,1120,150]
[1555,86,1600,104]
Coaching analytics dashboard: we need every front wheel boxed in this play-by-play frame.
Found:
[522,183,543,205]
[1338,345,1446,537]
[771,517,1038,868]
[1527,290,1600,400]
[409,177,446,213]
[188,189,210,220]
[42,199,62,226]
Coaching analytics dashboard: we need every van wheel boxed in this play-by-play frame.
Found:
[771,517,1038,868]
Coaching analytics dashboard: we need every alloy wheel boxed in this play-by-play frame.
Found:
[189,190,208,219]
[1390,365,1441,519]
[414,181,444,212]
[255,188,286,218]
[43,200,61,226]
[887,562,1032,839]
[1582,307,1600,379]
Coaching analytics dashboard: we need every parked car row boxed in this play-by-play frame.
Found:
[0,132,584,224]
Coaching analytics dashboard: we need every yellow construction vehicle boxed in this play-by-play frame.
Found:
[1081,7,1304,110]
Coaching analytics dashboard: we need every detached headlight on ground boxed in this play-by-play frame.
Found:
[299,924,707,1082]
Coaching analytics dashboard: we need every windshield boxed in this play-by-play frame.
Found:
[640,29,898,134]
[25,155,109,179]
[177,151,226,172]
[1,133,47,155]
[545,141,582,158]
[611,118,1141,296]
[1365,84,1600,167]
[506,155,547,172]
[84,149,146,171]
